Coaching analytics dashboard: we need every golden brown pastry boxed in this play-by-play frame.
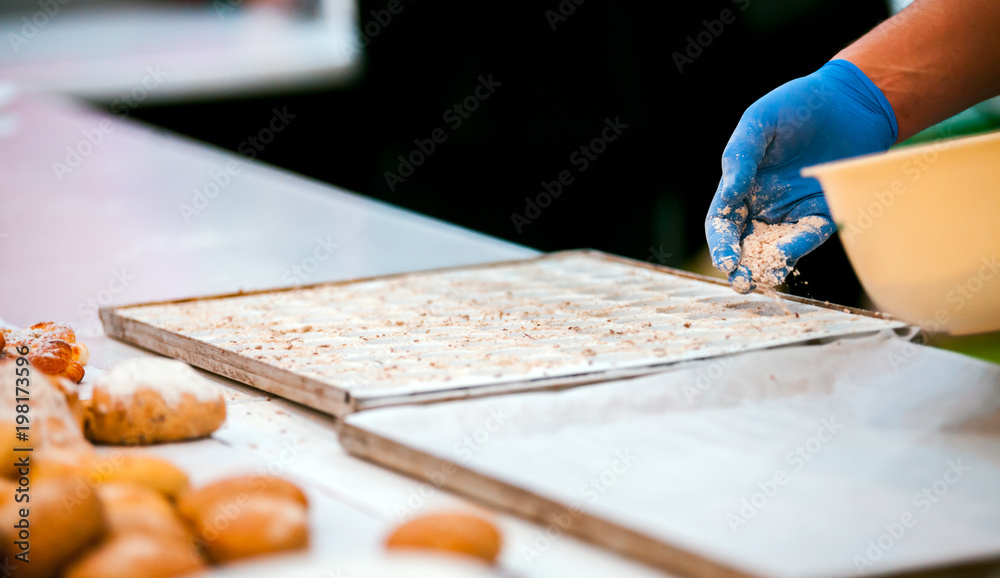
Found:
[187,494,309,563]
[386,512,503,564]
[89,453,190,500]
[0,422,24,479]
[63,533,205,578]
[85,358,226,445]
[30,449,96,483]
[177,474,307,519]
[97,483,191,540]
[2,321,89,383]
[0,478,106,577]
[177,475,310,563]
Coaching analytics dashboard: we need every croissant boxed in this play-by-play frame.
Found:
[2,322,89,383]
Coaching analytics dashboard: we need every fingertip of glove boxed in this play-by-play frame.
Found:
[713,254,738,275]
[729,266,755,294]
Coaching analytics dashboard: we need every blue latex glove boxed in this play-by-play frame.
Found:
[705,59,898,293]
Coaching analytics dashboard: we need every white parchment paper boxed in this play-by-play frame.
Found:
[347,333,1000,577]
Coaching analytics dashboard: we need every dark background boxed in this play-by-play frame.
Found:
[124,0,890,307]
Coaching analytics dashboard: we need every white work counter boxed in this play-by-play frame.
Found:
[0,95,668,576]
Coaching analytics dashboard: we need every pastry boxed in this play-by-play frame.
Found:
[90,453,190,500]
[0,478,106,577]
[0,361,90,453]
[177,474,307,518]
[2,322,89,383]
[177,475,309,563]
[386,512,502,564]
[97,482,191,540]
[63,533,205,578]
[85,358,226,445]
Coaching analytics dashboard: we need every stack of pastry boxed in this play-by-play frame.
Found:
[0,355,310,577]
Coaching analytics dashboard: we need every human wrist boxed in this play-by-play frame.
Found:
[825,56,903,143]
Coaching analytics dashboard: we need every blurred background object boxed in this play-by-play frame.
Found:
[0,0,356,101]
[109,0,892,305]
[3,0,999,359]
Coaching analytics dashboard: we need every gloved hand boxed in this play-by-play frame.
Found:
[705,59,898,293]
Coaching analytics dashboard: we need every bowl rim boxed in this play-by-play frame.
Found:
[801,128,1000,178]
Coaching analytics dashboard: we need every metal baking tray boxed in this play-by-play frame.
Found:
[100,250,910,416]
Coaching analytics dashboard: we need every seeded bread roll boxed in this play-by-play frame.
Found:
[386,512,503,564]
[85,358,226,445]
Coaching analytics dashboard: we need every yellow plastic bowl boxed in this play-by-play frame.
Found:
[802,130,1000,335]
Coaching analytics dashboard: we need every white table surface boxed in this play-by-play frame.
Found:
[0,0,360,102]
[0,94,674,576]
[347,333,1000,577]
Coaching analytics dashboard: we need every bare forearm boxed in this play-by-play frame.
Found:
[835,0,1000,142]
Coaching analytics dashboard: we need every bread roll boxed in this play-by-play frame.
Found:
[0,361,91,453]
[90,453,190,500]
[98,483,191,540]
[177,475,309,563]
[63,533,205,578]
[0,478,106,577]
[386,512,502,564]
[177,474,307,519]
[85,358,226,445]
